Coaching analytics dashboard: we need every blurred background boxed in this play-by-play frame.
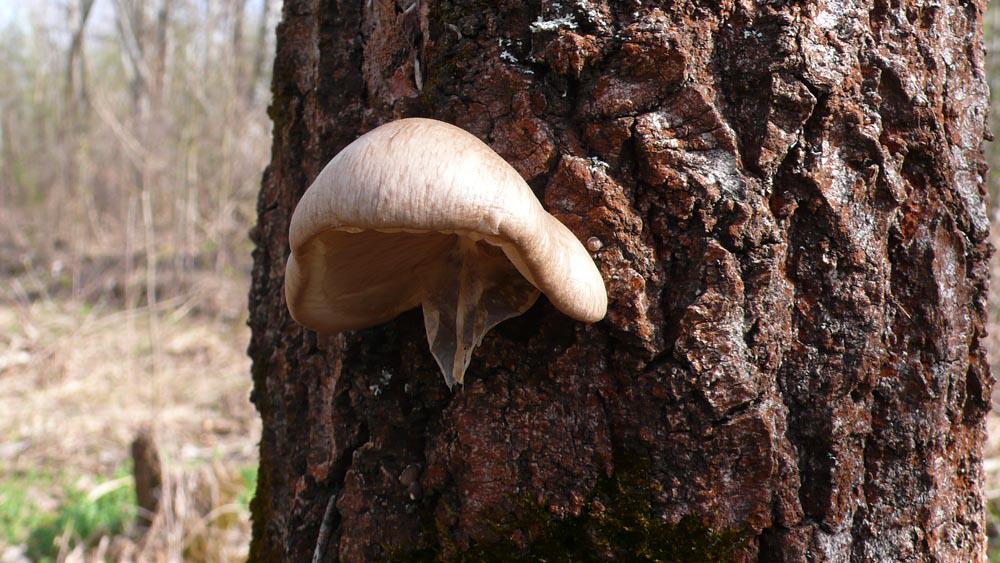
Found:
[2,1,1000,562]
[0,1,274,560]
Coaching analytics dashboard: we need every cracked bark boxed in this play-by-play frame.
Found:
[248,1,992,561]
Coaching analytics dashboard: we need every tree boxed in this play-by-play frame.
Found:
[248,1,993,561]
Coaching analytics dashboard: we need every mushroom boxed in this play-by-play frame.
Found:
[284,118,607,388]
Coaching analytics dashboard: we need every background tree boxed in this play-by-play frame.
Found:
[249,1,993,560]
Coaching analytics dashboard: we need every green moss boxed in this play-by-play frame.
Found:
[391,453,749,562]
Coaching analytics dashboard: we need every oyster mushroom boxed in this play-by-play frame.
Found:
[285,118,606,387]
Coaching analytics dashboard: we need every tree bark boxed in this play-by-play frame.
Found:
[248,1,993,561]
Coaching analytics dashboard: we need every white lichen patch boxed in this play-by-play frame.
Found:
[368,369,395,397]
[587,156,610,171]
[530,14,578,33]
[572,0,610,29]
[688,149,744,198]
[814,8,840,30]
[497,38,534,73]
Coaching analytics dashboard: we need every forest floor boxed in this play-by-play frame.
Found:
[0,256,259,562]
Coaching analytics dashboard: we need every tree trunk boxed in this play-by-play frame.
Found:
[248,1,993,561]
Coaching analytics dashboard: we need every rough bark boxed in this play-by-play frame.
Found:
[248,1,993,561]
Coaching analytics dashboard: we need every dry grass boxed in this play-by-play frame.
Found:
[2,462,254,563]
[0,287,256,478]
[0,279,260,561]
[0,267,259,561]
[0,237,260,563]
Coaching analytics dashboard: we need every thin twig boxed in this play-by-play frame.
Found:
[312,493,339,563]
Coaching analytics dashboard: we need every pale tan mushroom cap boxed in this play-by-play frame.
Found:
[285,118,607,333]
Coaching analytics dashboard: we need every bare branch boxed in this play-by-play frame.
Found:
[112,0,152,100]
[65,0,97,108]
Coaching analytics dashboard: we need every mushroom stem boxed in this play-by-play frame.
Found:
[422,237,540,388]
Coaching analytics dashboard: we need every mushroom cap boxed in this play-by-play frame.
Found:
[285,118,607,333]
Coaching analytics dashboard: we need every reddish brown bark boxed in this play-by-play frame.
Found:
[248,1,993,560]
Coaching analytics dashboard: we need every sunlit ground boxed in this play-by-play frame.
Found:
[0,265,259,561]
